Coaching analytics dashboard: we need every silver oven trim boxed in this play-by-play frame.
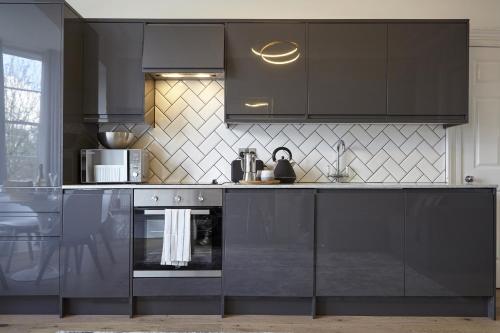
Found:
[134,189,223,207]
[143,209,210,216]
[133,270,222,278]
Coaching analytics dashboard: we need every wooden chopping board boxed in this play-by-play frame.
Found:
[239,179,281,185]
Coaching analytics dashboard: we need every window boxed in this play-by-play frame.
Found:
[2,52,42,183]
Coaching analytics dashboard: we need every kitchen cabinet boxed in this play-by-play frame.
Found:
[83,22,150,124]
[223,189,314,297]
[405,189,494,296]
[61,189,132,298]
[387,23,468,121]
[143,24,224,72]
[0,3,62,187]
[316,190,404,296]
[225,23,307,121]
[0,238,59,296]
[308,23,387,118]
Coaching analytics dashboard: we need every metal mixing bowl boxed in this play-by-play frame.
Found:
[97,132,135,149]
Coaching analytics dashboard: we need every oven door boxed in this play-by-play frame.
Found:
[133,207,222,277]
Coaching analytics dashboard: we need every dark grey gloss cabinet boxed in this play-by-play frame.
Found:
[223,189,314,297]
[0,238,59,296]
[225,23,307,120]
[405,189,494,296]
[61,190,132,298]
[316,190,404,296]
[143,24,224,71]
[0,3,62,186]
[387,23,468,120]
[308,23,387,118]
[83,22,149,124]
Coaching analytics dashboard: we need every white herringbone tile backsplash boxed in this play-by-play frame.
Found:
[100,79,446,184]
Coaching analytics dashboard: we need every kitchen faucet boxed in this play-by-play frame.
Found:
[327,139,350,182]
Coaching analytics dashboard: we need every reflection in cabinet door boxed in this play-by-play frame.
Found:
[0,4,62,187]
[0,238,59,296]
[225,23,307,118]
[61,190,131,298]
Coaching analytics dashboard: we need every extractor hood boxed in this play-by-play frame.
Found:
[142,24,225,79]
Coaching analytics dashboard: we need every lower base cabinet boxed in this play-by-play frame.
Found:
[405,189,495,296]
[223,189,314,297]
[61,190,132,298]
[316,190,404,296]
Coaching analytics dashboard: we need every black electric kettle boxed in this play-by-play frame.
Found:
[272,147,296,184]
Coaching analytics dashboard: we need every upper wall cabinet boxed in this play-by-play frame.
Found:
[308,23,387,119]
[143,24,224,75]
[225,23,307,121]
[83,22,151,124]
[225,20,468,125]
[387,23,468,122]
[0,3,62,187]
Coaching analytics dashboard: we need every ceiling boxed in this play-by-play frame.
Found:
[67,0,500,28]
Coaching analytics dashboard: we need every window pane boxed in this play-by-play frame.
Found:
[4,88,41,123]
[2,52,42,184]
[5,123,39,182]
[2,53,42,91]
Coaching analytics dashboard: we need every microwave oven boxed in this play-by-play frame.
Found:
[81,149,149,183]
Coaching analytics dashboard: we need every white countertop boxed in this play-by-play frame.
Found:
[62,182,497,189]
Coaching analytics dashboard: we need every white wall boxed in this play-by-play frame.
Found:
[67,0,500,28]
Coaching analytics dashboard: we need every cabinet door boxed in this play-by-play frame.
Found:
[61,190,131,298]
[225,23,307,119]
[387,23,468,118]
[308,23,387,117]
[0,4,62,187]
[316,190,404,296]
[83,23,145,122]
[224,189,314,297]
[143,24,224,71]
[0,238,59,296]
[405,189,494,296]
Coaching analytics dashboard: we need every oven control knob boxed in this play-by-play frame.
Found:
[198,194,204,202]
[132,171,139,177]
[174,195,182,203]
[152,195,159,202]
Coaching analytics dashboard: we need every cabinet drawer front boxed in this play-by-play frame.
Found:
[133,277,221,296]
[0,188,61,213]
[0,213,61,237]
[0,238,59,296]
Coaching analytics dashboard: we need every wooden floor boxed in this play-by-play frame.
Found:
[2,313,500,333]
[3,293,500,333]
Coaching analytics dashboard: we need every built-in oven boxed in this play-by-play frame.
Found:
[133,189,222,277]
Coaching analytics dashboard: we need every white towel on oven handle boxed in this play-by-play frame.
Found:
[160,209,191,266]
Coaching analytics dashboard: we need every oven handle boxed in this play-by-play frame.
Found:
[143,209,210,216]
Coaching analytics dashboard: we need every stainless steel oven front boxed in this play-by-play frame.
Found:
[133,189,222,278]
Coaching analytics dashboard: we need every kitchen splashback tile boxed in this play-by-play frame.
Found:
[99,79,447,184]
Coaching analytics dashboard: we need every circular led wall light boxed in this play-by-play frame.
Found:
[251,41,300,65]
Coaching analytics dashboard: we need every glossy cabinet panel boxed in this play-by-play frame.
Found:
[405,189,494,296]
[308,23,387,117]
[83,22,146,123]
[225,23,307,119]
[223,189,314,297]
[63,7,98,185]
[0,4,62,187]
[143,24,224,71]
[387,23,468,118]
[0,213,60,237]
[0,188,61,213]
[0,238,59,296]
[61,190,132,298]
[316,190,404,296]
